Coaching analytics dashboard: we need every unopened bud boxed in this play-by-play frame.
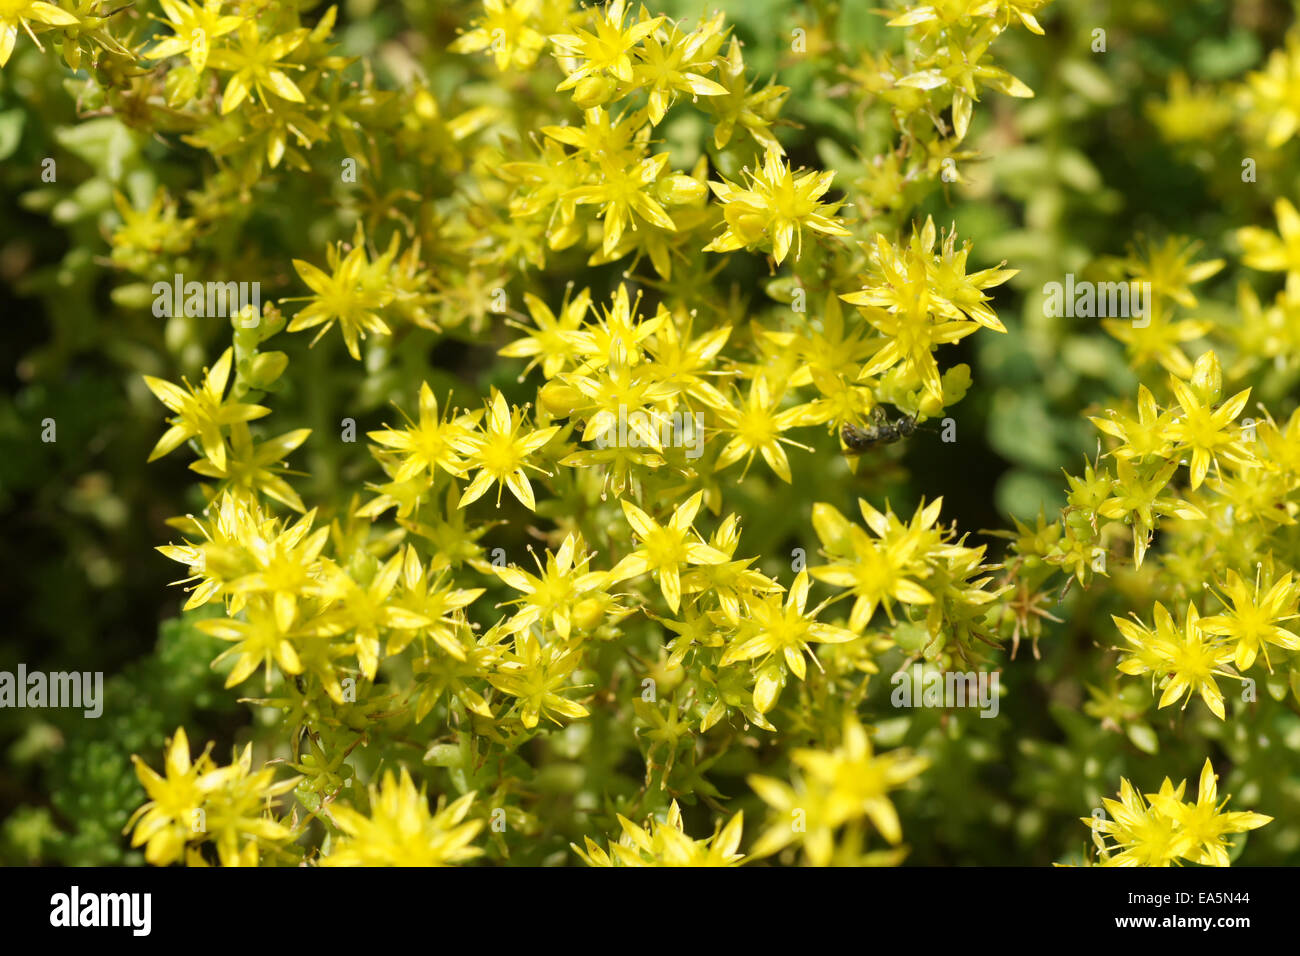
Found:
[248,351,288,389]
[1189,351,1222,405]
[539,380,581,417]
[572,75,616,108]
[572,595,610,631]
[656,174,707,205]
[413,89,439,122]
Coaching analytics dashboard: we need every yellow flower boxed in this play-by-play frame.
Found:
[720,571,857,712]
[1242,35,1300,147]
[748,715,925,866]
[145,0,242,74]
[573,801,744,866]
[841,219,1011,401]
[197,742,298,867]
[1114,601,1236,720]
[810,498,945,630]
[680,513,781,625]
[745,772,837,865]
[1117,235,1226,309]
[127,727,297,867]
[792,715,928,844]
[714,374,810,484]
[563,283,665,372]
[157,492,255,611]
[322,769,483,867]
[704,36,789,153]
[568,149,676,256]
[488,631,589,729]
[449,0,546,72]
[492,532,609,640]
[551,0,663,93]
[311,551,429,680]
[1090,384,1172,462]
[198,595,310,688]
[1086,775,1185,867]
[110,188,197,271]
[607,490,730,612]
[385,545,485,657]
[1200,566,1300,672]
[846,225,960,318]
[1146,71,1234,144]
[1101,302,1212,379]
[1087,762,1271,867]
[286,231,394,361]
[1238,198,1300,276]
[125,728,214,866]
[367,382,478,483]
[499,288,592,379]
[458,388,559,510]
[143,347,271,472]
[631,12,728,125]
[705,147,851,264]
[411,620,506,722]
[1095,458,1196,568]
[643,309,733,410]
[1150,760,1273,867]
[0,0,78,68]
[224,505,330,624]
[189,422,312,513]
[207,20,308,113]
[1164,374,1251,490]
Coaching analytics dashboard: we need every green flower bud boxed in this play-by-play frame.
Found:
[247,351,288,389]
[110,282,158,311]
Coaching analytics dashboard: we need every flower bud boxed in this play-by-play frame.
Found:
[247,351,288,389]
[165,66,199,107]
[413,88,439,122]
[571,75,616,109]
[539,380,581,417]
[656,174,707,205]
[1189,351,1222,404]
[110,282,158,311]
[572,595,610,631]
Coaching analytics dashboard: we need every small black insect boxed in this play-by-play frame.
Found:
[841,405,918,454]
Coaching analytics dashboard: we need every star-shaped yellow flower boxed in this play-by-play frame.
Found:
[458,388,559,510]
[608,490,729,611]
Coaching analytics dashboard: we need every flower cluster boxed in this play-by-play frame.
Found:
[18,0,1286,869]
[1002,256,1300,724]
[320,768,484,867]
[747,715,929,866]
[126,727,297,867]
[108,0,1044,866]
[1081,761,1271,867]
[572,800,744,867]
